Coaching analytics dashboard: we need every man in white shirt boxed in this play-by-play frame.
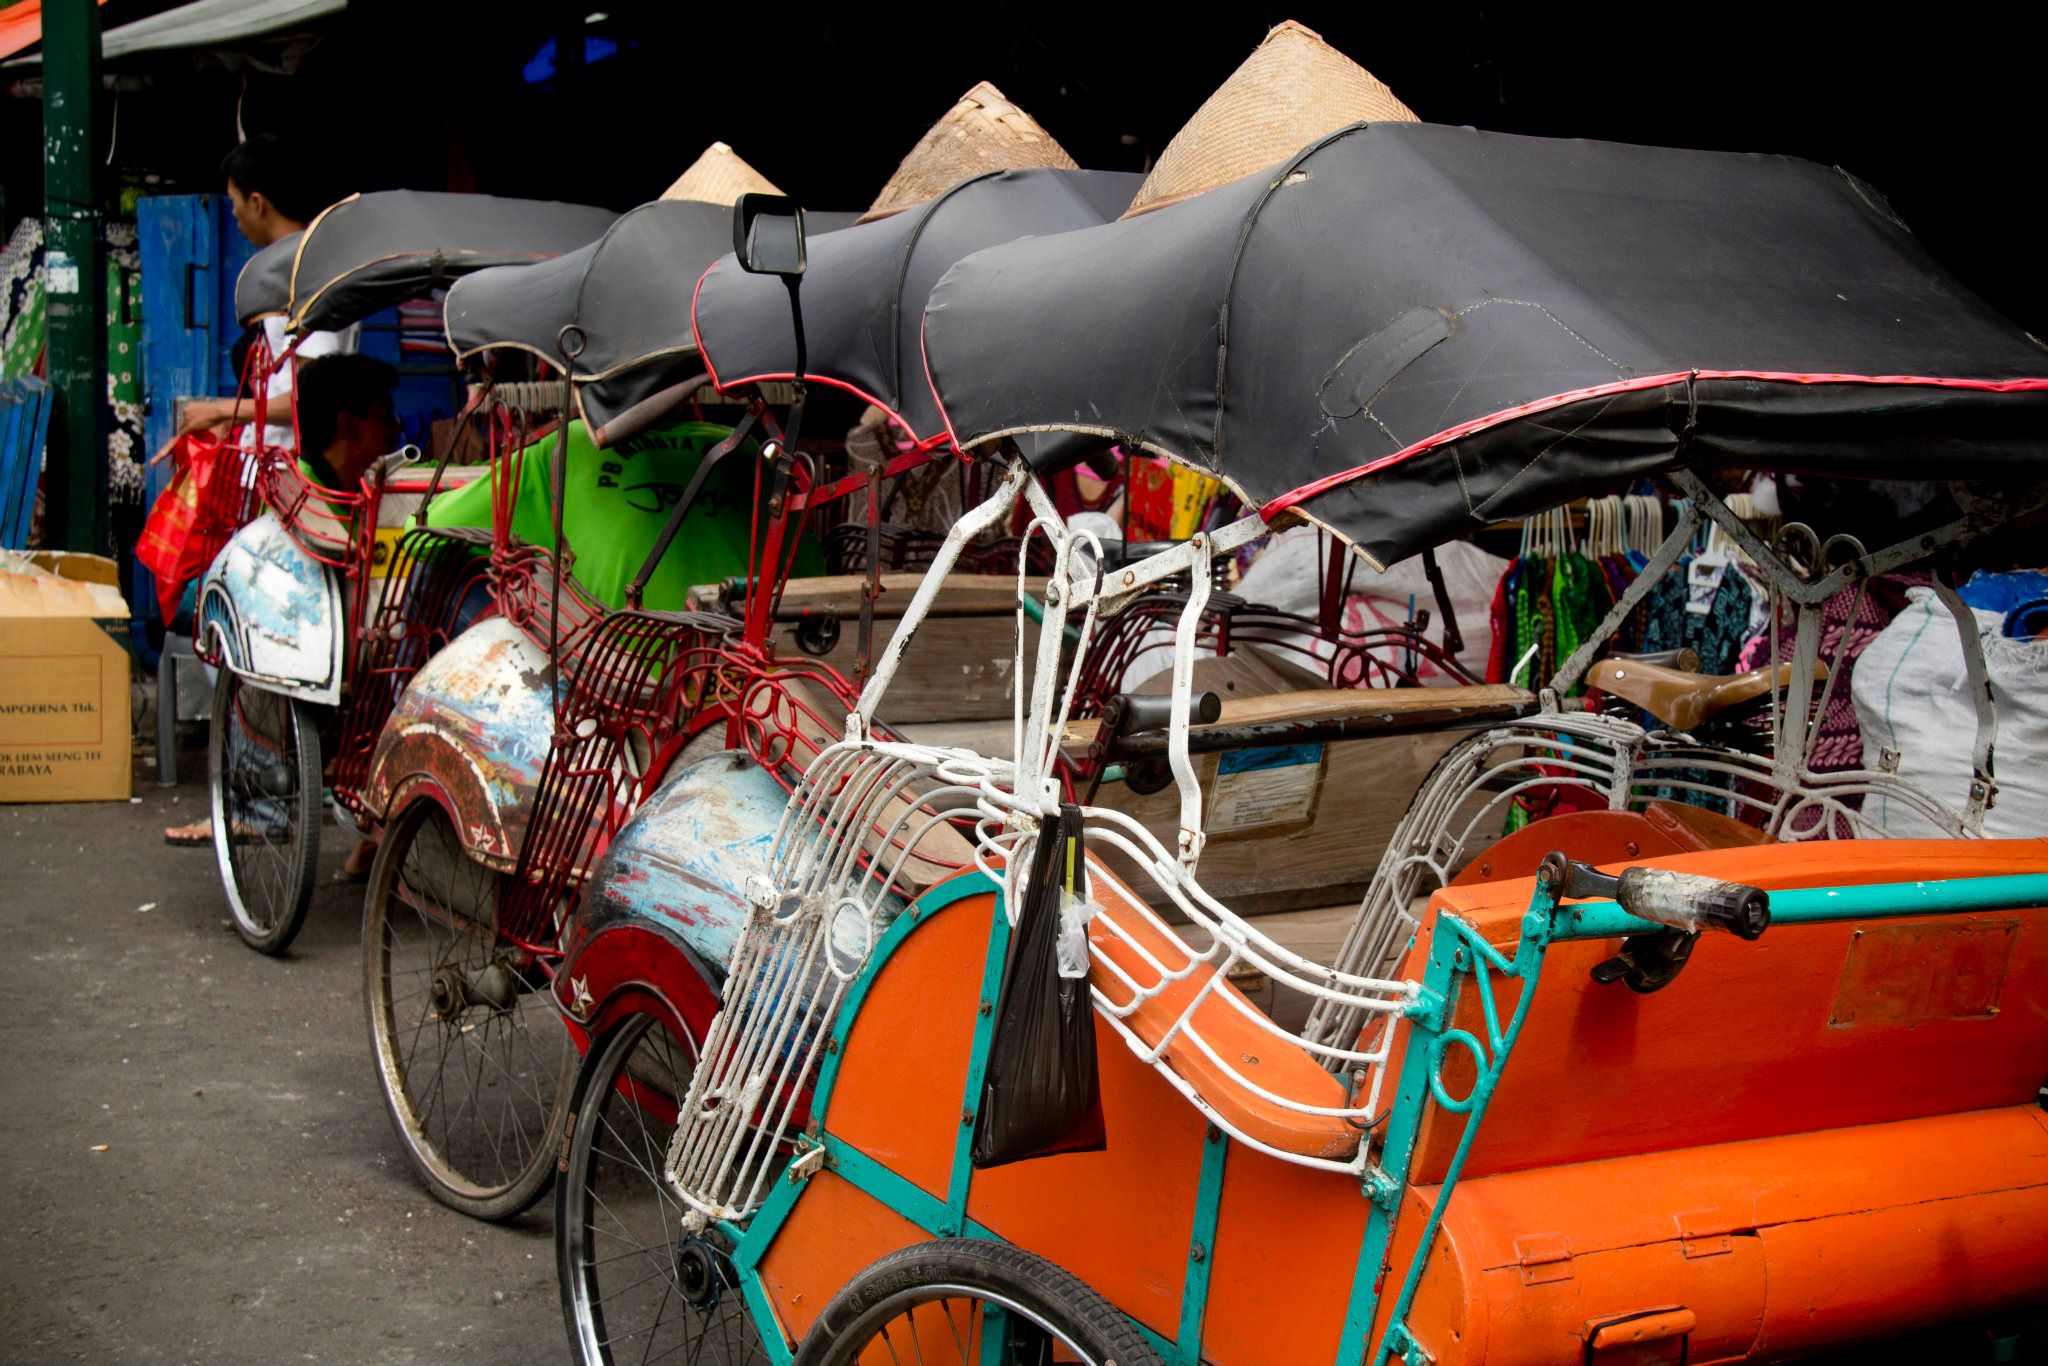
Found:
[158,135,356,456]
[161,134,356,851]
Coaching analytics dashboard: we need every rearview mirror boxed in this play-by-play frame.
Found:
[734,193,806,279]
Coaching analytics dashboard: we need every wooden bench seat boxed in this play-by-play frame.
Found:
[1061,682,1537,755]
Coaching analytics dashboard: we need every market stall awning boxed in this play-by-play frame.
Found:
[6,0,342,64]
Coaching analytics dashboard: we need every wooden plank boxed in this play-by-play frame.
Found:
[1236,902,1359,964]
[1193,682,1532,726]
[1063,682,1534,751]
[1073,648,1508,916]
[1086,724,1469,916]
[894,717,1016,755]
[762,572,1044,620]
[767,611,1040,724]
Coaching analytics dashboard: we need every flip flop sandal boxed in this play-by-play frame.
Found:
[337,840,377,885]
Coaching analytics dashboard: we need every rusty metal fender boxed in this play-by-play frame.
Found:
[362,616,556,868]
[195,513,345,706]
[554,748,790,1028]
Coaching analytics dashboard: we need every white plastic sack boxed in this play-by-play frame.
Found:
[1852,586,2048,838]
[1232,526,1504,682]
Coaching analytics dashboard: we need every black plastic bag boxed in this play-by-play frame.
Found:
[971,803,1107,1168]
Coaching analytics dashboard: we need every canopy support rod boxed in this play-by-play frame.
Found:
[42,0,107,553]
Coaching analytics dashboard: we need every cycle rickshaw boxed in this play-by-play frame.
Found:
[553,121,2048,1365]
[353,89,1169,1218]
[196,190,614,952]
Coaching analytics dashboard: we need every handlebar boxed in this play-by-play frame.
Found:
[1098,689,1222,741]
[1612,866,1770,939]
[373,444,424,480]
[1546,852,1770,939]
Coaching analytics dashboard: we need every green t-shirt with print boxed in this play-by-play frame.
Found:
[425,418,819,613]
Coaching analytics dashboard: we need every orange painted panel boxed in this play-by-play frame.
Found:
[756,1170,931,1345]
[967,1011,1209,1343]
[1201,1140,1370,1365]
[822,886,1205,1343]
[1459,1242,1765,1366]
[1755,1181,2048,1354]
[1398,839,2048,1181]
[1085,855,1355,1159]
[795,841,2048,1365]
[1448,802,1767,888]
[1450,810,1690,886]
[1392,1106,2048,1365]
[824,892,992,1201]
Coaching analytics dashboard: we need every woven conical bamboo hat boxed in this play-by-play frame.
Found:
[661,142,784,205]
[861,81,1078,222]
[1123,20,1417,218]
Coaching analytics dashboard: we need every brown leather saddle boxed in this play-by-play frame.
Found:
[1592,652,1823,732]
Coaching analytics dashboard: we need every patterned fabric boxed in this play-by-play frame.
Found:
[0,219,147,530]
[1,219,43,381]
[1637,559,1755,812]
[1642,563,1754,675]
[1737,572,1926,776]
[1485,566,1511,682]
[1490,551,1627,691]
[106,221,144,510]
[1599,555,1642,651]
[1551,551,1617,680]
[1514,557,1547,682]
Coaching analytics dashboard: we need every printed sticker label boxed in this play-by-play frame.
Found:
[1207,742,1324,834]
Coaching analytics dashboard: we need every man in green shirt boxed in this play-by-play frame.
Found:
[296,353,403,491]
[425,416,819,612]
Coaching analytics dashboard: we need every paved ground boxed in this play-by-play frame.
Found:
[6,731,2040,1365]
[0,739,561,1365]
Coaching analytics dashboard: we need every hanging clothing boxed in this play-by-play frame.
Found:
[1,218,42,381]
[1486,564,1513,682]
[1737,572,1925,777]
[1642,561,1755,675]
[106,222,145,514]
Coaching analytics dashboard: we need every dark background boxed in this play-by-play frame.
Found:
[4,1,2044,334]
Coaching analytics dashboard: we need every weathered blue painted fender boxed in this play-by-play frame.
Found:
[362,616,555,870]
[554,748,788,1031]
[196,513,346,705]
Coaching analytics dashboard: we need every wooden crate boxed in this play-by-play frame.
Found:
[706,573,1044,725]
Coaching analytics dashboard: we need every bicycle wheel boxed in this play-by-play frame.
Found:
[557,1011,772,1366]
[364,798,573,1220]
[793,1239,1162,1366]
[209,669,322,955]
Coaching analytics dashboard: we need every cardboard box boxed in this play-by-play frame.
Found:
[0,551,133,802]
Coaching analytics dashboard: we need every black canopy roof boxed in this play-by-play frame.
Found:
[693,168,1141,445]
[233,191,616,334]
[445,200,859,445]
[235,232,298,324]
[925,123,2048,567]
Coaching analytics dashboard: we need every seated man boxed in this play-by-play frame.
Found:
[423,414,820,613]
[164,354,403,855]
[295,353,403,492]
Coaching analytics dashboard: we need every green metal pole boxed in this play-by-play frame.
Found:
[41,0,108,554]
